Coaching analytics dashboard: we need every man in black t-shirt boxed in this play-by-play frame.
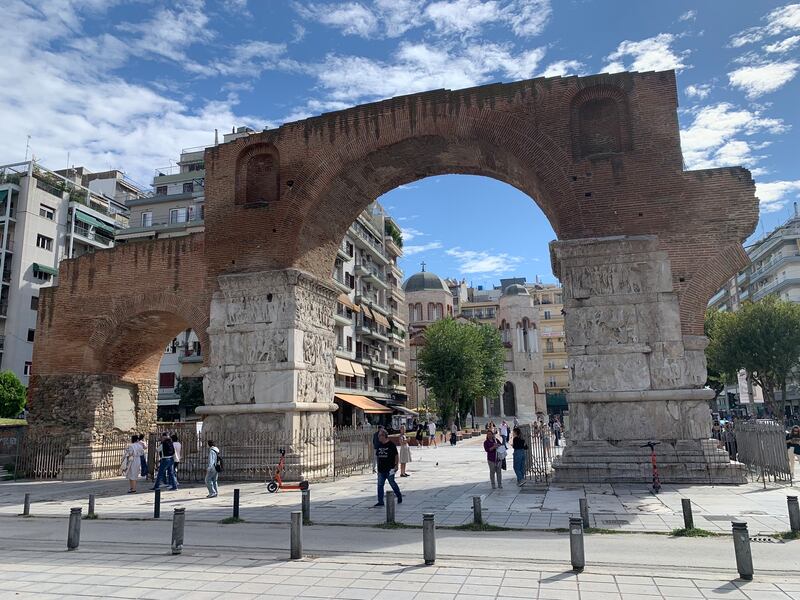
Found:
[374,429,403,507]
[151,432,178,491]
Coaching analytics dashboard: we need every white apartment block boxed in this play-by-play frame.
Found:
[0,161,142,384]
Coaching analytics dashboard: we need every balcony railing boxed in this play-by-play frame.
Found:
[74,226,113,245]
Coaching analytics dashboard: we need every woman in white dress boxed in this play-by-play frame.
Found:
[398,426,412,477]
[121,434,144,493]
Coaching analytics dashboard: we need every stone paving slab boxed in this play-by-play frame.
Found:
[1,437,797,534]
[1,548,799,600]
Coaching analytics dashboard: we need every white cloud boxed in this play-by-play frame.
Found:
[756,180,800,212]
[764,35,800,53]
[425,0,501,35]
[503,0,552,37]
[685,83,713,99]
[198,40,288,77]
[374,0,427,36]
[405,241,444,255]
[539,59,584,77]
[603,33,689,73]
[311,41,545,103]
[730,3,800,47]
[292,1,381,37]
[401,227,425,242]
[728,61,800,98]
[124,0,214,64]
[679,10,697,22]
[680,102,788,170]
[446,247,523,274]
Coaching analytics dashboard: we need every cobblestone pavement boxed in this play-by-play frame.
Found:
[2,546,800,600]
[1,437,797,534]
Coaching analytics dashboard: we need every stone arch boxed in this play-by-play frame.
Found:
[503,381,517,417]
[570,84,633,159]
[235,142,280,206]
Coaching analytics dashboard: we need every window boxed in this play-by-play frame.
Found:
[156,185,167,195]
[33,267,52,282]
[198,204,205,220]
[24,362,32,376]
[169,208,188,224]
[346,242,354,257]
[346,273,355,289]
[188,161,204,172]
[27,329,35,342]
[159,372,176,388]
[346,336,353,351]
[39,205,55,220]
[182,182,194,193]
[141,212,153,227]
[544,310,551,320]
[36,234,53,251]
[546,340,554,353]
[30,296,39,311]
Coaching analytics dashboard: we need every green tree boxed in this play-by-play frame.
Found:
[0,370,26,418]
[176,377,204,415]
[704,309,729,398]
[416,318,505,426]
[706,295,800,417]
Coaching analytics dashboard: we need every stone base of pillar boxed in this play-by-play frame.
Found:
[61,441,95,481]
[553,439,745,484]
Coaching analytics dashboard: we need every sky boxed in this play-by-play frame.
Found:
[2,1,800,287]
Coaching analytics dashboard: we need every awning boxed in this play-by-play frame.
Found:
[334,394,392,413]
[75,210,115,235]
[373,311,390,328]
[337,293,360,312]
[335,358,355,376]
[33,263,58,276]
[351,361,366,377]
[360,304,374,320]
[393,406,418,416]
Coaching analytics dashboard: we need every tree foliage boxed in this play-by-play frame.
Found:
[416,318,505,426]
[176,377,204,414]
[0,370,26,418]
[706,296,800,416]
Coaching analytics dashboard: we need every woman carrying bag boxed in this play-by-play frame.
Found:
[511,427,528,486]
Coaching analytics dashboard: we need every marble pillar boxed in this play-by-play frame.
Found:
[550,236,744,484]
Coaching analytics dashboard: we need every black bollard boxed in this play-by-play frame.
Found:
[233,488,240,520]
[22,493,30,517]
[290,511,303,560]
[423,513,436,565]
[472,496,483,525]
[682,498,694,530]
[731,521,753,580]
[301,488,311,525]
[579,498,590,529]
[153,489,161,519]
[171,508,186,555]
[569,517,585,572]
[788,496,800,533]
[88,494,96,518]
[386,491,396,524]
[67,507,82,550]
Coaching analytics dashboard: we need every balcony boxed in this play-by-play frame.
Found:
[336,345,355,358]
[0,301,7,317]
[372,327,390,342]
[751,276,800,302]
[389,309,405,325]
[356,322,372,336]
[332,273,352,294]
[333,309,352,325]
[337,242,351,261]
[389,357,406,371]
[178,348,203,363]
[73,225,113,247]
[385,236,402,257]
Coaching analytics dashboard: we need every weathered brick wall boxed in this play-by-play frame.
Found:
[204,70,758,336]
[29,234,210,432]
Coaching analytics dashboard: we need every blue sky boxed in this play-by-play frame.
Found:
[3,1,800,287]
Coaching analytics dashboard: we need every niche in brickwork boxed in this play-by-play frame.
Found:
[570,86,632,160]
[235,143,280,206]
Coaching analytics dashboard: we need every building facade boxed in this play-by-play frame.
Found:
[404,272,546,425]
[529,283,568,414]
[0,161,139,384]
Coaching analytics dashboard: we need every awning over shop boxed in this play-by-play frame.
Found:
[75,210,115,235]
[351,361,366,377]
[32,263,58,276]
[335,394,391,413]
[360,304,374,320]
[393,405,418,416]
[372,311,390,327]
[335,358,355,376]
[337,293,360,312]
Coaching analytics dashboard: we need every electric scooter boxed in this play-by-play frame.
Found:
[266,448,310,493]
[640,441,662,494]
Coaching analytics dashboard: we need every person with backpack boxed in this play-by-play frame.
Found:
[483,429,504,489]
[151,432,178,491]
[206,440,221,498]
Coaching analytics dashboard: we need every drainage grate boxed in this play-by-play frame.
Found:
[750,536,782,544]
[600,519,632,525]
[703,516,737,522]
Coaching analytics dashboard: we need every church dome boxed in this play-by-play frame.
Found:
[403,271,450,293]
[503,283,530,296]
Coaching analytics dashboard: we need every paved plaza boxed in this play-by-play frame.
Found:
[1,438,797,534]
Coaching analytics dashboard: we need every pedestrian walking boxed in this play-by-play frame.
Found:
[151,432,178,491]
[500,420,509,444]
[374,429,403,506]
[171,433,182,485]
[511,427,527,486]
[552,418,562,447]
[427,421,437,448]
[483,430,503,489]
[398,426,412,477]
[121,435,144,493]
[136,434,148,480]
[722,422,737,460]
[372,425,384,473]
[787,426,800,477]
[540,422,552,461]
[513,416,519,429]
[450,422,458,446]
[206,440,221,498]
[415,423,424,447]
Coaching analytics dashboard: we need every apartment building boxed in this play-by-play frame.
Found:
[708,209,800,418]
[332,205,410,427]
[528,283,568,415]
[405,274,546,425]
[0,160,140,383]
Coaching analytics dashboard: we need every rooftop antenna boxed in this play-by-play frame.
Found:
[24,135,31,161]
[214,128,219,146]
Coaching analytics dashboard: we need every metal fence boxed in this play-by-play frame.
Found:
[518,423,554,483]
[734,420,793,485]
[13,432,72,480]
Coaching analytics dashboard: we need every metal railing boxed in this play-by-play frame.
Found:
[733,420,793,485]
[519,423,556,483]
